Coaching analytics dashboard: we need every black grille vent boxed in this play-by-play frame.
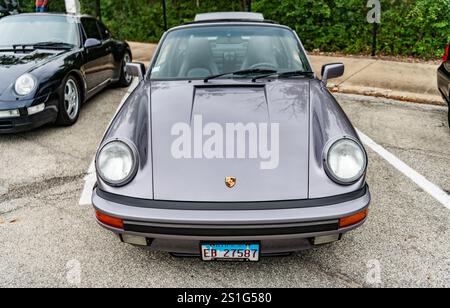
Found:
[0,121,13,129]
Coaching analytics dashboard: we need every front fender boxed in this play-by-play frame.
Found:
[0,52,85,110]
[31,51,84,97]
[308,80,367,199]
[96,81,153,199]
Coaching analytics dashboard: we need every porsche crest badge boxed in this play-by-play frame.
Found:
[225,176,236,188]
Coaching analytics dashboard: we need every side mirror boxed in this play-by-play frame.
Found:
[84,38,101,49]
[321,63,345,86]
[126,62,146,81]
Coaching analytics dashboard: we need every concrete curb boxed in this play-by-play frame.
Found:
[310,55,444,106]
[329,85,444,106]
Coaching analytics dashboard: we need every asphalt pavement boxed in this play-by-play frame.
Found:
[0,84,449,287]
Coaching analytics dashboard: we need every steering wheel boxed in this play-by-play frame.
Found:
[248,62,278,70]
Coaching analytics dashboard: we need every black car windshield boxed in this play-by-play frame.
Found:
[150,25,311,80]
[0,15,79,47]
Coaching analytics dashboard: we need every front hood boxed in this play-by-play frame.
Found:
[0,49,63,96]
[150,80,310,202]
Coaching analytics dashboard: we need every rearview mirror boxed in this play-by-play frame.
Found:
[84,38,101,49]
[321,63,345,86]
[126,62,146,81]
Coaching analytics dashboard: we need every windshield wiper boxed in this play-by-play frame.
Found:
[251,70,315,81]
[13,42,74,50]
[204,68,277,82]
[0,46,15,52]
[31,42,74,49]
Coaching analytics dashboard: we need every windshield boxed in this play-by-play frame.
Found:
[150,25,311,80]
[0,15,79,47]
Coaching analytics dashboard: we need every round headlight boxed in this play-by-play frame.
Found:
[325,138,367,185]
[15,74,36,96]
[96,140,138,186]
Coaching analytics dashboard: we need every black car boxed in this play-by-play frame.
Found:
[0,13,132,133]
[0,0,20,18]
[437,42,449,126]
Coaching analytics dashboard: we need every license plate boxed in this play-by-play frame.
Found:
[201,243,260,262]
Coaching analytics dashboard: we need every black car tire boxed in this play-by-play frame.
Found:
[56,75,81,126]
[117,52,133,88]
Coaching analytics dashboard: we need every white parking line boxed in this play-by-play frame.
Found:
[357,129,450,210]
[79,79,138,206]
[79,159,96,206]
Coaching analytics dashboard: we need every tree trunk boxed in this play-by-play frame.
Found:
[95,0,101,21]
[240,0,251,12]
[162,0,167,30]
[240,0,246,11]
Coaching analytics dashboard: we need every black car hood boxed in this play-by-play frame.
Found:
[0,49,65,96]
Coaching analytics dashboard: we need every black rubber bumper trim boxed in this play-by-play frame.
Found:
[123,222,339,237]
[0,111,56,133]
[96,184,368,211]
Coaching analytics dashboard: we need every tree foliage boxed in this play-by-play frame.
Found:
[16,0,450,59]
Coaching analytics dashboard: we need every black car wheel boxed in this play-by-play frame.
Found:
[56,76,81,126]
[117,52,133,87]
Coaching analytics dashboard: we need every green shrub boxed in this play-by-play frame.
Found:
[15,0,450,59]
[254,0,450,58]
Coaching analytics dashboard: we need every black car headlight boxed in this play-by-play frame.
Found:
[15,73,37,96]
[324,138,367,185]
[96,139,139,187]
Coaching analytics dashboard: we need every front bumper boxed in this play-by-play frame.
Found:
[92,185,371,255]
[0,95,58,133]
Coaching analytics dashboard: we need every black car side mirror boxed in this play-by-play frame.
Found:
[321,63,345,86]
[84,38,102,49]
[126,62,146,81]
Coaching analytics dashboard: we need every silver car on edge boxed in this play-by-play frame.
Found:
[92,13,371,261]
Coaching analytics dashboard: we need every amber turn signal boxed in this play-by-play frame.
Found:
[339,208,368,228]
[95,211,124,229]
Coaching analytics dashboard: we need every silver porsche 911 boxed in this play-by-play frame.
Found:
[92,12,371,261]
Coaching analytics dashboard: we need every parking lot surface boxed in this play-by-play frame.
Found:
[0,85,449,287]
